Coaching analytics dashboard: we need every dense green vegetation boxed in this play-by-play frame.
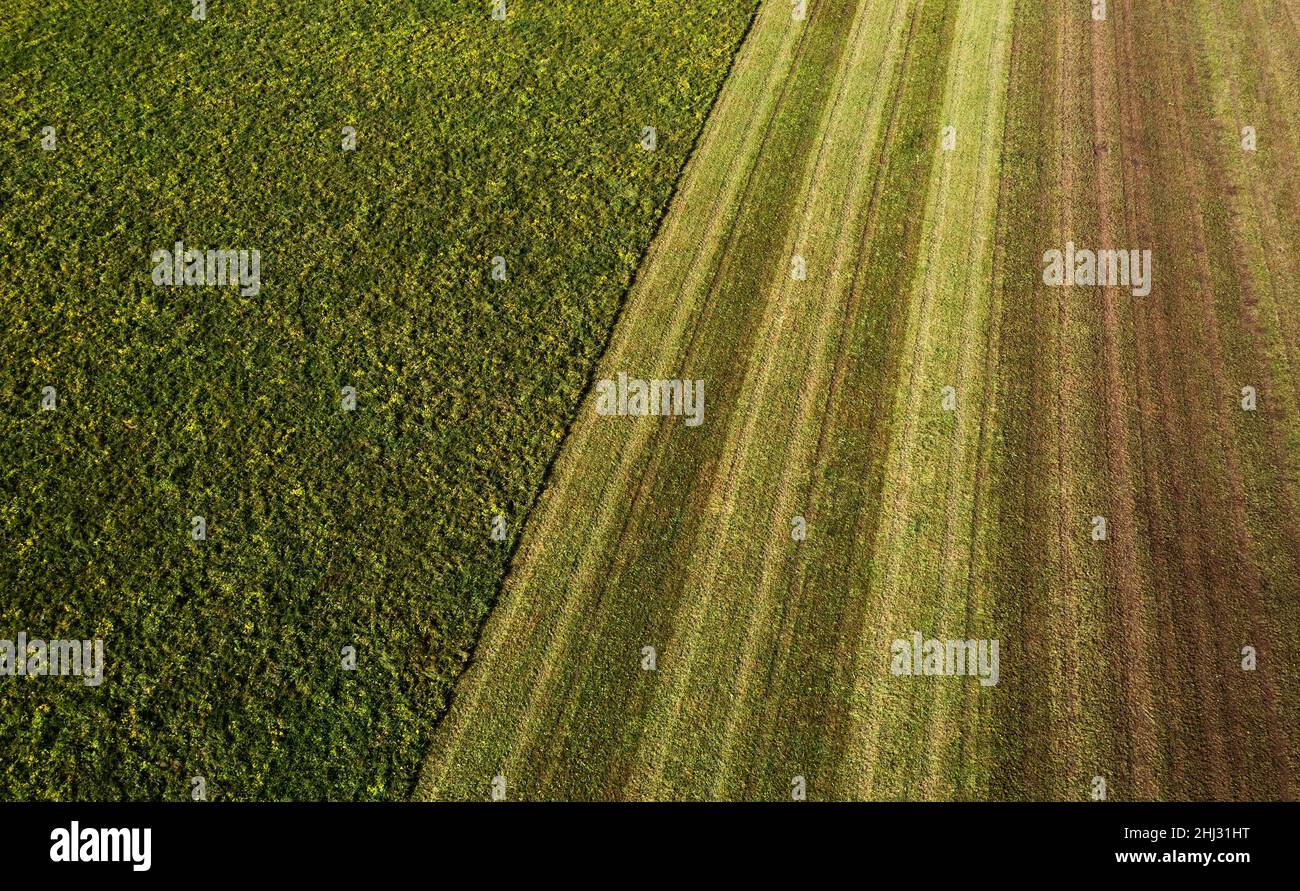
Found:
[0,0,758,799]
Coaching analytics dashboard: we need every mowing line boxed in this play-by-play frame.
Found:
[621,0,893,798]
[416,0,795,798]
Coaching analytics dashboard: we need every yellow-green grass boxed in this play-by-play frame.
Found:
[421,0,1011,800]
[420,0,1300,801]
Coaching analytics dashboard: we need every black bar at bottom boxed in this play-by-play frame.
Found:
[1,801,1286,877]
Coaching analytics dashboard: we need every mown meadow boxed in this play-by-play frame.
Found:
[0,0,758,799]
[420,0,1300,801]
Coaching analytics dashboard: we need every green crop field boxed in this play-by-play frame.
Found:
[0,0,758,800]
[3,0,1298,805]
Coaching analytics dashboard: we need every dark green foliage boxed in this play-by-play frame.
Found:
[0,0,756,799]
